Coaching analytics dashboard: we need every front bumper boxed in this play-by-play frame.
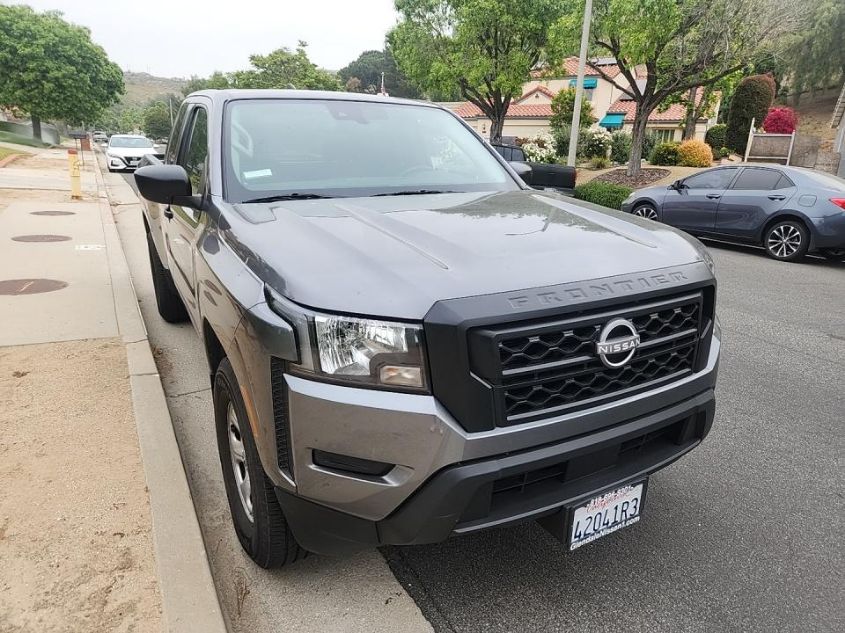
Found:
[107,155,142,170]
[276,386,715,556]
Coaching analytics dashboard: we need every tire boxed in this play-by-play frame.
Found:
[631,203,660,221]
[214,358,307,568]
[108,166,116,173]
[763,220,809,262]
[146,231,188,323]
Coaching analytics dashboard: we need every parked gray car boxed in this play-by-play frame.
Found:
[133,90,720,569]
[620,164,845,262]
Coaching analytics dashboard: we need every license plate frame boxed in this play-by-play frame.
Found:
[566,479,648,551]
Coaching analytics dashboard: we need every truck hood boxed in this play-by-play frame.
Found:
[106,146,155,157]
[225,190,707,320]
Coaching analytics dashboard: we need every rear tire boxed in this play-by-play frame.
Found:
[146,232,188,323]
[763,220,809,262]
[214,358,307,568]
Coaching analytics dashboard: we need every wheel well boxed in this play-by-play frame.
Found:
[203,320,227,385]
[760,214,809,244]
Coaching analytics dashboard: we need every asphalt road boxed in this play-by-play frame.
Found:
[119,173,844,632]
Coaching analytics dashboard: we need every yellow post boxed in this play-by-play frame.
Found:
[68,149,82,200]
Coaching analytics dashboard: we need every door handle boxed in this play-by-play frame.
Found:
[706,194,721,199]
[768,194,786,201]
[163,206,173,220]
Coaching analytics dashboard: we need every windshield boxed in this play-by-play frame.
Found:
[109,136,153,148]
[224,99,516,202]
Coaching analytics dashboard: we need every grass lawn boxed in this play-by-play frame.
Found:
[0,130,51,148]
[0,146,26,161]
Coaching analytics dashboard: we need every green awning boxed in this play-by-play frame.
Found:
[599,113,625,128]
[569,77,598,88]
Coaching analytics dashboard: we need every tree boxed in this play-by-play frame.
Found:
[182,71,231,96]
[550,88,596,133]
[338,48,422,98]
[781,0,845,101]
[391,0,566,143]
[230,42,340,90]
[725,74,775,153]
[551,0,798,176]
[0,5,123,139]
[142,100,173,139]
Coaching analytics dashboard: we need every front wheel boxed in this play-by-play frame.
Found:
[763,220,809,262]
[214,358,307,568]
[631,203,659,221]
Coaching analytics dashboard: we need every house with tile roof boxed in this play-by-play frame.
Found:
[444,56,719,143]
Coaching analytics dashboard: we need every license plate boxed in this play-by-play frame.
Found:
[569,481,646,550]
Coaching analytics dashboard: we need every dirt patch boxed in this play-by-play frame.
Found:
[0,339,162,632]
[592,168,672,188]
[0,187,96,214]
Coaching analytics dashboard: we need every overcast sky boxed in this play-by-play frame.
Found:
[7,0,399,77]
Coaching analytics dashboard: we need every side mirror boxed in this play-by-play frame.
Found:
[510,161,533,185]
[134,164,200,208]
[671,179,685,190]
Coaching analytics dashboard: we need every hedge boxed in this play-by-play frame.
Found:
[650,141,680,165]
[574,180,634,210]
[610,131,632,163]
[725,74,775,153]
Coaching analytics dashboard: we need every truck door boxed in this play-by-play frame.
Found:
[714,167,795,240]
[165,104,208,321]
[661,167,739,233]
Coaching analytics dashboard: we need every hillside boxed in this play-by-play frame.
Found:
[121,71,186,107]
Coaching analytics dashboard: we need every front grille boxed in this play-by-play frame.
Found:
[270,357,293,477]
[469,292,704,426]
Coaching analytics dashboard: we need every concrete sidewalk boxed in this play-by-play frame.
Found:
[0,147,226,632]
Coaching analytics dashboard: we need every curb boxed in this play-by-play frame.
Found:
[92,156,229,633]
[0,152,25,168]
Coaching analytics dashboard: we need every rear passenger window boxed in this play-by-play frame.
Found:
[731,168,782,191]
[774,175,794,189]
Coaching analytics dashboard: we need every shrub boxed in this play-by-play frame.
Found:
[704,124,727,150]
[552,125,592,160]
[574,180,634,210]
[649,141,681,165]
[589,155,610,169]
[519,132,557,163]
[641,132,659,162]
[610,131,632,163]
[583,128,612,158]
[725,74,775,153]
[677,139,713,167]
[719,146,731,158]
[762,107,798,134]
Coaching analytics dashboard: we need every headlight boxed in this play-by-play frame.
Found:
[268,290,427,391]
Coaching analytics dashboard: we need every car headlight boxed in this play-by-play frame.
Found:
[267,290,427,391]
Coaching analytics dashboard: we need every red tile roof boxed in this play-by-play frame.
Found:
[515,85,556,103]
[531,57,622,79]
[453,102,553,119]
[606,89,717,123]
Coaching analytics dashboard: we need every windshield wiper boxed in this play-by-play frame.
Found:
[370,189,459,197]
[239,193,335,204]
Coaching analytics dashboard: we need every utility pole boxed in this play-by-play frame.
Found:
[567,0,593,167]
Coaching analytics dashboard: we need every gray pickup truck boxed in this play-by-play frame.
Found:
[134,90,720,569]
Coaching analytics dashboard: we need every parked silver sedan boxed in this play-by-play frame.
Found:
[621,164,845,262]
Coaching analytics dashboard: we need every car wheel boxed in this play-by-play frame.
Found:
[214,358,307,568]
[764,220,809,262]
[821,248,845,262]
[146,231,188,323]
[631,203,659,221]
